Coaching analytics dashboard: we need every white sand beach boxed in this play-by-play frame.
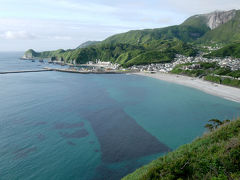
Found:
[133,72,240,103]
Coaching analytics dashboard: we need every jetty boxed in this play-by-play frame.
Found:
[0,68,136,75]
[0,69,52,74]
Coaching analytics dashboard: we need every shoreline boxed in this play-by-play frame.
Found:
[44,67,135,74]
[133,72,240,103]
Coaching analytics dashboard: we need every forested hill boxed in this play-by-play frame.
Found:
[24,40,197,67]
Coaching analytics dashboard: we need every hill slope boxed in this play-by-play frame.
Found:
[204,42,240,58]
[103,24,209,45]
[103,9,238,46]
[24,39,197,66]
[76,41,100,49]
[123,118,240,180]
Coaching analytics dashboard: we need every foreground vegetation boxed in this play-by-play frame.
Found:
[123,118,240,180]
[171,62,240,88]
[204,75,240,88]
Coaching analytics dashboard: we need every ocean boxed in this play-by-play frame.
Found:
[0,52,239,180]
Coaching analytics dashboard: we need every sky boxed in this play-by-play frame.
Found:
[0,0,239,51]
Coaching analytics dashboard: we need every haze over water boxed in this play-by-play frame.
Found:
[0,52,239,180]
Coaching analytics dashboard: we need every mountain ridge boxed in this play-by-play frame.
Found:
[199,10,240,43]
[23,9,240,66]
[76,41,100,49]
[183,9,237,30]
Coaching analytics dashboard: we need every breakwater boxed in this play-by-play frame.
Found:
[0,68,135,75]
[0,69,52,74]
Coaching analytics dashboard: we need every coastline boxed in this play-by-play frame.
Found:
[133,72,240,103]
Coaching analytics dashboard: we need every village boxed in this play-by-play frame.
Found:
[21,52,240,74]
[128,55,240,73]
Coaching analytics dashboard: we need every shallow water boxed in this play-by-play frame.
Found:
[0,52,239,180]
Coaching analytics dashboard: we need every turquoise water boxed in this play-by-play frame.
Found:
[0,52,239,180]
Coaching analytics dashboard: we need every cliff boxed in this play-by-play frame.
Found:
[205,10,236,30]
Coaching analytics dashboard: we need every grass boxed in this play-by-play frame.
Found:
[204,75,240,88]
[123,118,240,180]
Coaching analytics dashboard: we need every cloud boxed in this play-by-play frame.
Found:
[52,36,72,40]
[0,31,36,40]
[0,29,72,42]
[165,0,240,14]
[55,0,116,13]
[1,0,240,51]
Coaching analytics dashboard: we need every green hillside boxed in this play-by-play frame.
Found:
[123,118,240,180]
[204,42,240,58]
[25,39,197,67]
[103,25,208,45]
[181,14,209,29]
[24,49,40,58]
[102,12,212,46]
[76,41,100,49]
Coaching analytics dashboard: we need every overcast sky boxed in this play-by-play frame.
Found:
[0,0,239,51]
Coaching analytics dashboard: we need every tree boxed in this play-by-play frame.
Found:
[205,119,230,132]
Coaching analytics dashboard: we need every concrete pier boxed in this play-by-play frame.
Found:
[0,68,136,75]
[0,69,52,74]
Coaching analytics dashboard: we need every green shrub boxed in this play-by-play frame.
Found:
[123,119,240,180]
[204,75,221,84]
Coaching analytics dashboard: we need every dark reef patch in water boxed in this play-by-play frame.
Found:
[59,129,89,139]
[35,121,47,126]
[84,108,170,163]
[54,122,84,129]
[37,134,46,141]
[67,141,76,146]
[13,147,37,159]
